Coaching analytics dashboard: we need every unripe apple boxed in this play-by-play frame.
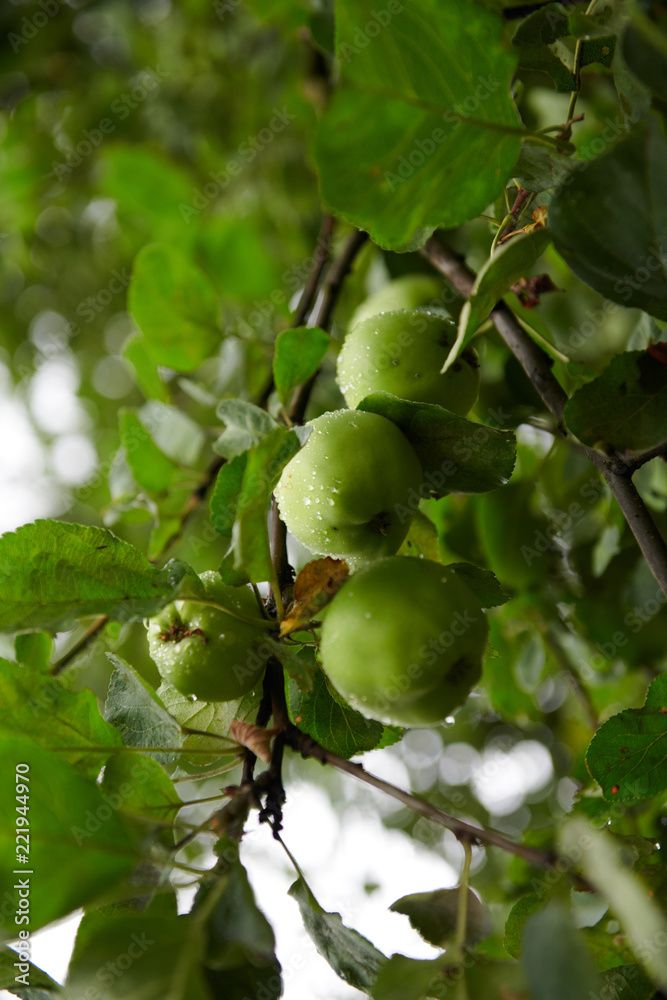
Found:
[337,309,479,413]
[319,556,488,727]
[146,571,269,701]
[275,409,423,566]
[350,275,443,328]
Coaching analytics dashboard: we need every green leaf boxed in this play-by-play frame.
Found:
[105,655,184,767]
[550,119,667,321]
[598,964,659,1000]
[122,332,171,403]
[119,408,179,493]
[0,660,124,780]
[129,243,221,372]
[206,957,283,1000]
[585,674,667,803]
[0,946,61,994]
[288,876,386,991]
[100,146,194,236]
[210,428,301,584]
[522,903,598,1000]
[514,143,576,195]
[448,563,511,609]
[513,3,615,92]
[271,639,316,692]
[371,954,527,1000]
[0,521,187,633]
[398,509,440,561]
[157,679,259,770]
[210,454,246,539]
[139,401,206,467]
[475,483,552,588]
[390,888,492,949]
[213,399,279,459]
[195,216,284,303]
[287,669,384,758]
[564,350,667,453]
[67,912,212,1000]
[358,392,516,495]
[195,843,278,971]
[273,326,329,408]
[622,12,667,101]
[100,751,181,847]
[370,952,451,1000]
[315,0,521,250]
[504,894,545,959]
[14,631,53,671]
[559,819,667,990]
[453,228,552,368]
[0,733,137,939]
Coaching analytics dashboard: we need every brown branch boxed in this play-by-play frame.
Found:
[622,441,667,473]
[257,214,335,410]
[288,228,369,424]
[420,234,667,599]
[284,725,557,869]
[497,187,532,243]
[294,214,335,327]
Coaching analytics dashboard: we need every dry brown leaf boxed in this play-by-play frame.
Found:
[280,557,349,636]
[229,720,277,763]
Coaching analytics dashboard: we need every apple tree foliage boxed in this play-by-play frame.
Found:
[0,0,666,998]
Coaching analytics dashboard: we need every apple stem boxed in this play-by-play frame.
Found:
[453,839,473,962]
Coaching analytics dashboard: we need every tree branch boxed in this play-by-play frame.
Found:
[420,234,667,599]
[288,228,369,424]
[284,725,557,869]
[50,614,108,677]
[294,214,335,328]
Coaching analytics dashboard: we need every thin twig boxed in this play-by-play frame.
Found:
[294,214,336,327]
[542,627,598,731]
[420,235,667,599]
[566,0,601,127]
[494,187,532,247]
[622,442,667,473]
[257,215,335,409]
[50,615,107,677]
[288,228,369,424]
[284,725,557,868]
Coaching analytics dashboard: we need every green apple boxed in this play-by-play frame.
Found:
[319,556,488,727]
[146,571,269,701]
[350,275,443,328]
[275,409,423,566]
[337,309,479,413]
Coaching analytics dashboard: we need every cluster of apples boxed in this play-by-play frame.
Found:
[146,278,490,729]
[276,281,488,727]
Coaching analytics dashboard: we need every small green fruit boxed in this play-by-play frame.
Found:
[337,309,479,413]
[146,571,268,702]
[350,275,443,328]
[319,556,488,727]
[275,409,423,567]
